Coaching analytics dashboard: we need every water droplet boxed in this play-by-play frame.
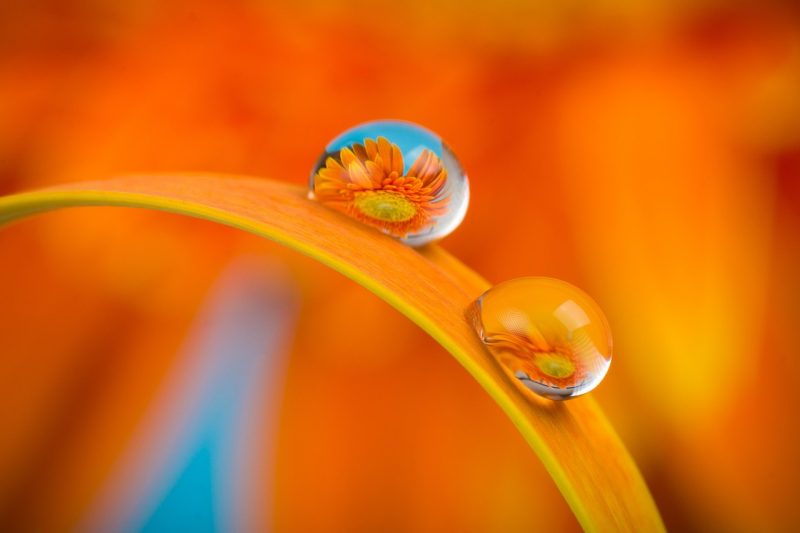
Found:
[468,277,612,400]
[309,120,469,246]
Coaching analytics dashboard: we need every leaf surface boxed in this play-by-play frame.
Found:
[0,174,664,532]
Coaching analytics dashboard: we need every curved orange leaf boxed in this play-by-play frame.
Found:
[0,174,664,532]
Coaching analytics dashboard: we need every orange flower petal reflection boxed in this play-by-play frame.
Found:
[313,136,449,237]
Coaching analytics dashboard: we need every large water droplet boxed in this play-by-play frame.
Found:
[309,120,469,246]
[468,277,612,400]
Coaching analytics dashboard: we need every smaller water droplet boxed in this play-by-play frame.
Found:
[467,277,612,401]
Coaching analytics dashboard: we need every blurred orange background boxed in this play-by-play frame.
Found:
[1,0,799,531]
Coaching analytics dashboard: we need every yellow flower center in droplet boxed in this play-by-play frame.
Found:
[533,352,576,379]
[353,191,417,222]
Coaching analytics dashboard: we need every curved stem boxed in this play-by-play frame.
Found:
[0,174,664,532]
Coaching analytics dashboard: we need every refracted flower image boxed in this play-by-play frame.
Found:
[309,120,469,246]
[469,277,612,400]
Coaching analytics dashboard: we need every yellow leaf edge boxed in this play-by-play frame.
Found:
[0,175,664,532]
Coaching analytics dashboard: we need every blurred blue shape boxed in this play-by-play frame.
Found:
[142,446,215,533]
[81,258,297,533]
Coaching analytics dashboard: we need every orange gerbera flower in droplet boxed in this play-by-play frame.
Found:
[485,327,590,390]
[467,302,592,390]
[312,136,449,237]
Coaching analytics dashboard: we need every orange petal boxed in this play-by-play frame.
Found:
[421,154,443,182]
[425,170,447,194]
[364,160,385,187]
[352,143,368,161]
[339,148,359,168]
[325,156,345,172]
[318,162,351,186]
[347,161,373,188]
[407,150,429,177]
[377,137,394,174]
[391,143,404,175]
[364,138,379,160]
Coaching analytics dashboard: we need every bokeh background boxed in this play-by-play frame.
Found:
[1,0,799,531]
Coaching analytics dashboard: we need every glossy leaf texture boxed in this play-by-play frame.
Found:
[0,174,664,532]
